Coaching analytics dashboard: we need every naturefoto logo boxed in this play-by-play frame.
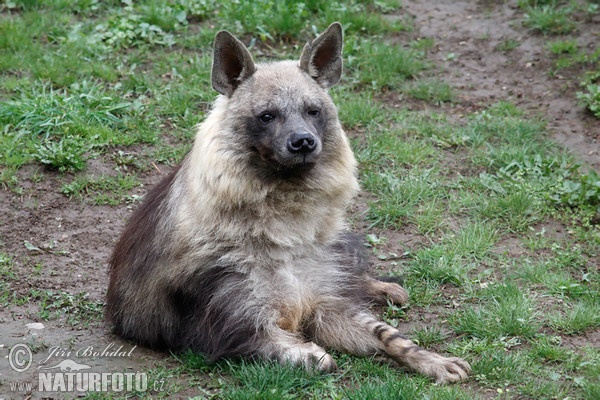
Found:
[8,343,153,394]
[39,359,91,372]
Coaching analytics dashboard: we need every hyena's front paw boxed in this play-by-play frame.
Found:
[419,353,471,384]
[279,342,337,372]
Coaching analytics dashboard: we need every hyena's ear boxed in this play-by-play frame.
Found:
[299,22,343,88]
[212,31,256,96]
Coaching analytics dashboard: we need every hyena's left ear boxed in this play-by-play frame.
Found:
[299,22,343,88]
[212,31,256,96]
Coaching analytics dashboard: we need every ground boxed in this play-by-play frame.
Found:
[0,0,598,399]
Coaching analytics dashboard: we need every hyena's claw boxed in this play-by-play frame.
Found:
[280,343,337,372]
[367,279,409,306]
[431,356,471,384]
[383,282,409,306]
[311,352,337,372]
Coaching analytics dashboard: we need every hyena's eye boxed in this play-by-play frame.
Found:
[307,109,320,117]
[258,113,275,124]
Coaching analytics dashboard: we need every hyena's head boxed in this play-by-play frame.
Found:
[211,23,344,176]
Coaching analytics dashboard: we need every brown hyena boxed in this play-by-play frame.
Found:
[107,23,470,384]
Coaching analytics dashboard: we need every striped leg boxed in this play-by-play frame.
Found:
[309,310,470,384]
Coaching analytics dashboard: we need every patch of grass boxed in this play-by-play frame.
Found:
[333,89,387,129]
[548,300,600,334]
[450,283,540,339]
[362,168,440,229]
[0,81,153,171]
[60,173,143,205]
[524,4,577,35]
[347,38,428,89]
[529,335,573,364]
[356,126,438,171]
[405,79,454,105]
[577,71,600,118]
[0,253,16,280]
[547,38,578,55]
[409,247,470,287]
[31,289,103,326]
[411,326,446,348]
[471,348,531,387]
[495,38,521,52]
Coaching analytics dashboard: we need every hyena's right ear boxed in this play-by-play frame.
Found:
[212,31,256,96]
[299,22,343,88]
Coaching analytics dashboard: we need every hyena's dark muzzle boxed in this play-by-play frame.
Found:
[287,132,318,155]
[274,118,323,168]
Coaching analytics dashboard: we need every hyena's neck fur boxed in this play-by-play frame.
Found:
[171,95,359,252]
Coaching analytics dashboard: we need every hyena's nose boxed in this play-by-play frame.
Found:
[287,133,317,154]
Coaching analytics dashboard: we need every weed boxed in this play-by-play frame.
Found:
[577,71,600,118]
[529,335,572,363]
[33,290,103,326]
[33,136,89,172]
[450,283,540,339]
[495,38,521,52]
[0,253,15,276]
[411,326,446,347]
[333,89,386,129]
[548,300,600,334]
[0,81,147,171]
[472,349,531,386]
[405,79,454,105]
[524,4,576,35]
[61,174,142,205]
[547,39,578,55]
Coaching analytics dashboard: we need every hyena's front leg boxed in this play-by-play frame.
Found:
[309,310,470,384]
[370,319,470,384]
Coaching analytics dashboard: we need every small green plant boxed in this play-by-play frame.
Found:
[61,174,142,205]
[348,38,428,89]
[547,39,578,55]
[33,290,103,326]
[529,336,571,363]
[0,81,149,170]
[495,38,521,52]
[333,89,386,129]
[577,71,600,118]
[551,168,600,210]
[405,79,454,105]
[524,4,576,35]
[412,326,446,347]
[549,300,600,334]
[32,136,89,172]
[0,254,16,280]
[450,283,540,339]
[91,5,176,49]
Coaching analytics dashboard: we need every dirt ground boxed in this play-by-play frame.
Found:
[1,0,598,398]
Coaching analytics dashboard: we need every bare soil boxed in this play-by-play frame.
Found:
[0,1,598,398]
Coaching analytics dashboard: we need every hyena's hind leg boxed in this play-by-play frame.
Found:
[332,233,409,306]
[307,309,470,384]
[364,275,409,306]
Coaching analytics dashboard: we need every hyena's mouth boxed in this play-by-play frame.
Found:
[252,145,319,172]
